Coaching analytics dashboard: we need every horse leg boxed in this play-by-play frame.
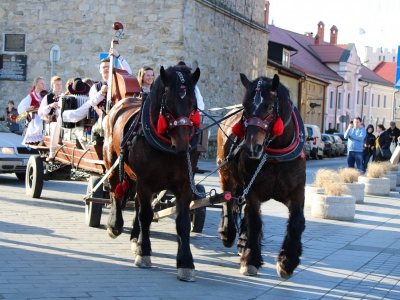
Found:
[237,214,247,256]
[134,187,153,268]
[239,200,263,276]
[130,195,140,253]
[218,184,241,248]
[218,200,237,248]
[276,201,305,279]
[175,191,195,282]
[106,194,124,239]
[106,152,125,238]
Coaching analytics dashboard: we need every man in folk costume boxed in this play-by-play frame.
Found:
[90,48,132,127]
[18,77,46,145]
[38,76,63,161]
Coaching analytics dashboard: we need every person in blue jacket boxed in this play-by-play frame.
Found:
[344,117,366,172]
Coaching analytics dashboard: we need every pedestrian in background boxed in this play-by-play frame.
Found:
[1,100,19,132]
[374,124,392,162]
[387,121,400,153]
[362,124,376,172]
[344,117,366,172]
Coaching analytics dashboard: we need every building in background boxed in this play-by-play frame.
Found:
[359,46,397,70]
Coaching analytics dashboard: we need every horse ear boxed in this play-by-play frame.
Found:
[190,68,200,85]
[240,73,251,89]
[160,66,168,86]
[271,74,280,91]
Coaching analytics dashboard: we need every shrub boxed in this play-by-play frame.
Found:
[367,162,386,178]
[314,169,341,188]
[324,181,350,196]
[339,168,360,183]
[380,161,398,172]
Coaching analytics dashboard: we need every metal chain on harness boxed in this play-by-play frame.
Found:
[238,152,268,205]
[187,153,208,198]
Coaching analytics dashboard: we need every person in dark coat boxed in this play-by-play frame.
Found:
[1,101,19,132]
[374,124,392,162]
[387,121,400,142]
[362,124,376,172]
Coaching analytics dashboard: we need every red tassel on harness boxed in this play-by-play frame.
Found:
[190,110,201,128]
[232,121,245,138]
[157,114,167,134]
[271,117,284,136]
[114,183,124,199]
[122,179,130,190]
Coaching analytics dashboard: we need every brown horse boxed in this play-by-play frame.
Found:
[217,74,306,279]
[103,66,201,281]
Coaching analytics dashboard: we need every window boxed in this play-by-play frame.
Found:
[313,85,315,92]
[394,56,396,62]
[382,117,386,126]
[364,92,367,105]
[383,56,386,62]
[329,122,332,129]
[357,90,360,105]
[308,84,311,90]
[371,94,374,107]
[379,56,381,61]
[338,92,341,109]
[330,91,334,108]
[347,93,351,108]
[384,95,387,108]
[377,95,380,107]
[320,87,322,93]
[283,49,290,67]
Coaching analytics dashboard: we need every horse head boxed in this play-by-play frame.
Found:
[237,73,284,160]
[152,66,201,155]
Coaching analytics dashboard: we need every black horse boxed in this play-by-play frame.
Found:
[217,74,306,279]
[104,66,201,281]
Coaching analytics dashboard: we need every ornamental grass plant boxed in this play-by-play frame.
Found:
[366,162,387,178]
[314,169,340,188]
[339,168,360,183]
[324,181,350,196]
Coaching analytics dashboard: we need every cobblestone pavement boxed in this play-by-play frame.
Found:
[0,159,399,299]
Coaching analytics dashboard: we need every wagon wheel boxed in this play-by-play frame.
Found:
[85,175,104,228]
[25,155,44,198]
[190,184,206,233]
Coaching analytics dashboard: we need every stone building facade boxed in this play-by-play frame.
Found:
[0,0,269,148]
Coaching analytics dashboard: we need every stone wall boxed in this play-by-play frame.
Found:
[0,0,269,155]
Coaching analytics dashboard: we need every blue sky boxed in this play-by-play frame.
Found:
[268,0,399,52]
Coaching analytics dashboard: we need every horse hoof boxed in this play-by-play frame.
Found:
[239,265,258,276]
[131,241,137,253]
[107,227,118,239]
[177,268,196,282]
[134,255,152,268]
[276,262,292,280]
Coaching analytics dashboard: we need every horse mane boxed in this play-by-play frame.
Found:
[147,66,197,123]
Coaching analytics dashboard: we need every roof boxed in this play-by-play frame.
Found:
[359,65,394,87]
[373,61,396,84]
[309,44,352,63]
[268,25,345,83]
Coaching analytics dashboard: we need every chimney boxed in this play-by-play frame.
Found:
[314,33,320,45]
[330,25,338,45]
[317,21,325,42]
[264,1,270,27]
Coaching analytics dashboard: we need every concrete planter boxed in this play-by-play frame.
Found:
[387,171,400,186]
[311,194,356,221]
[382,174,396,191]
[343,182,365,204]
[358,176,390,196]
[304,185,325,208]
